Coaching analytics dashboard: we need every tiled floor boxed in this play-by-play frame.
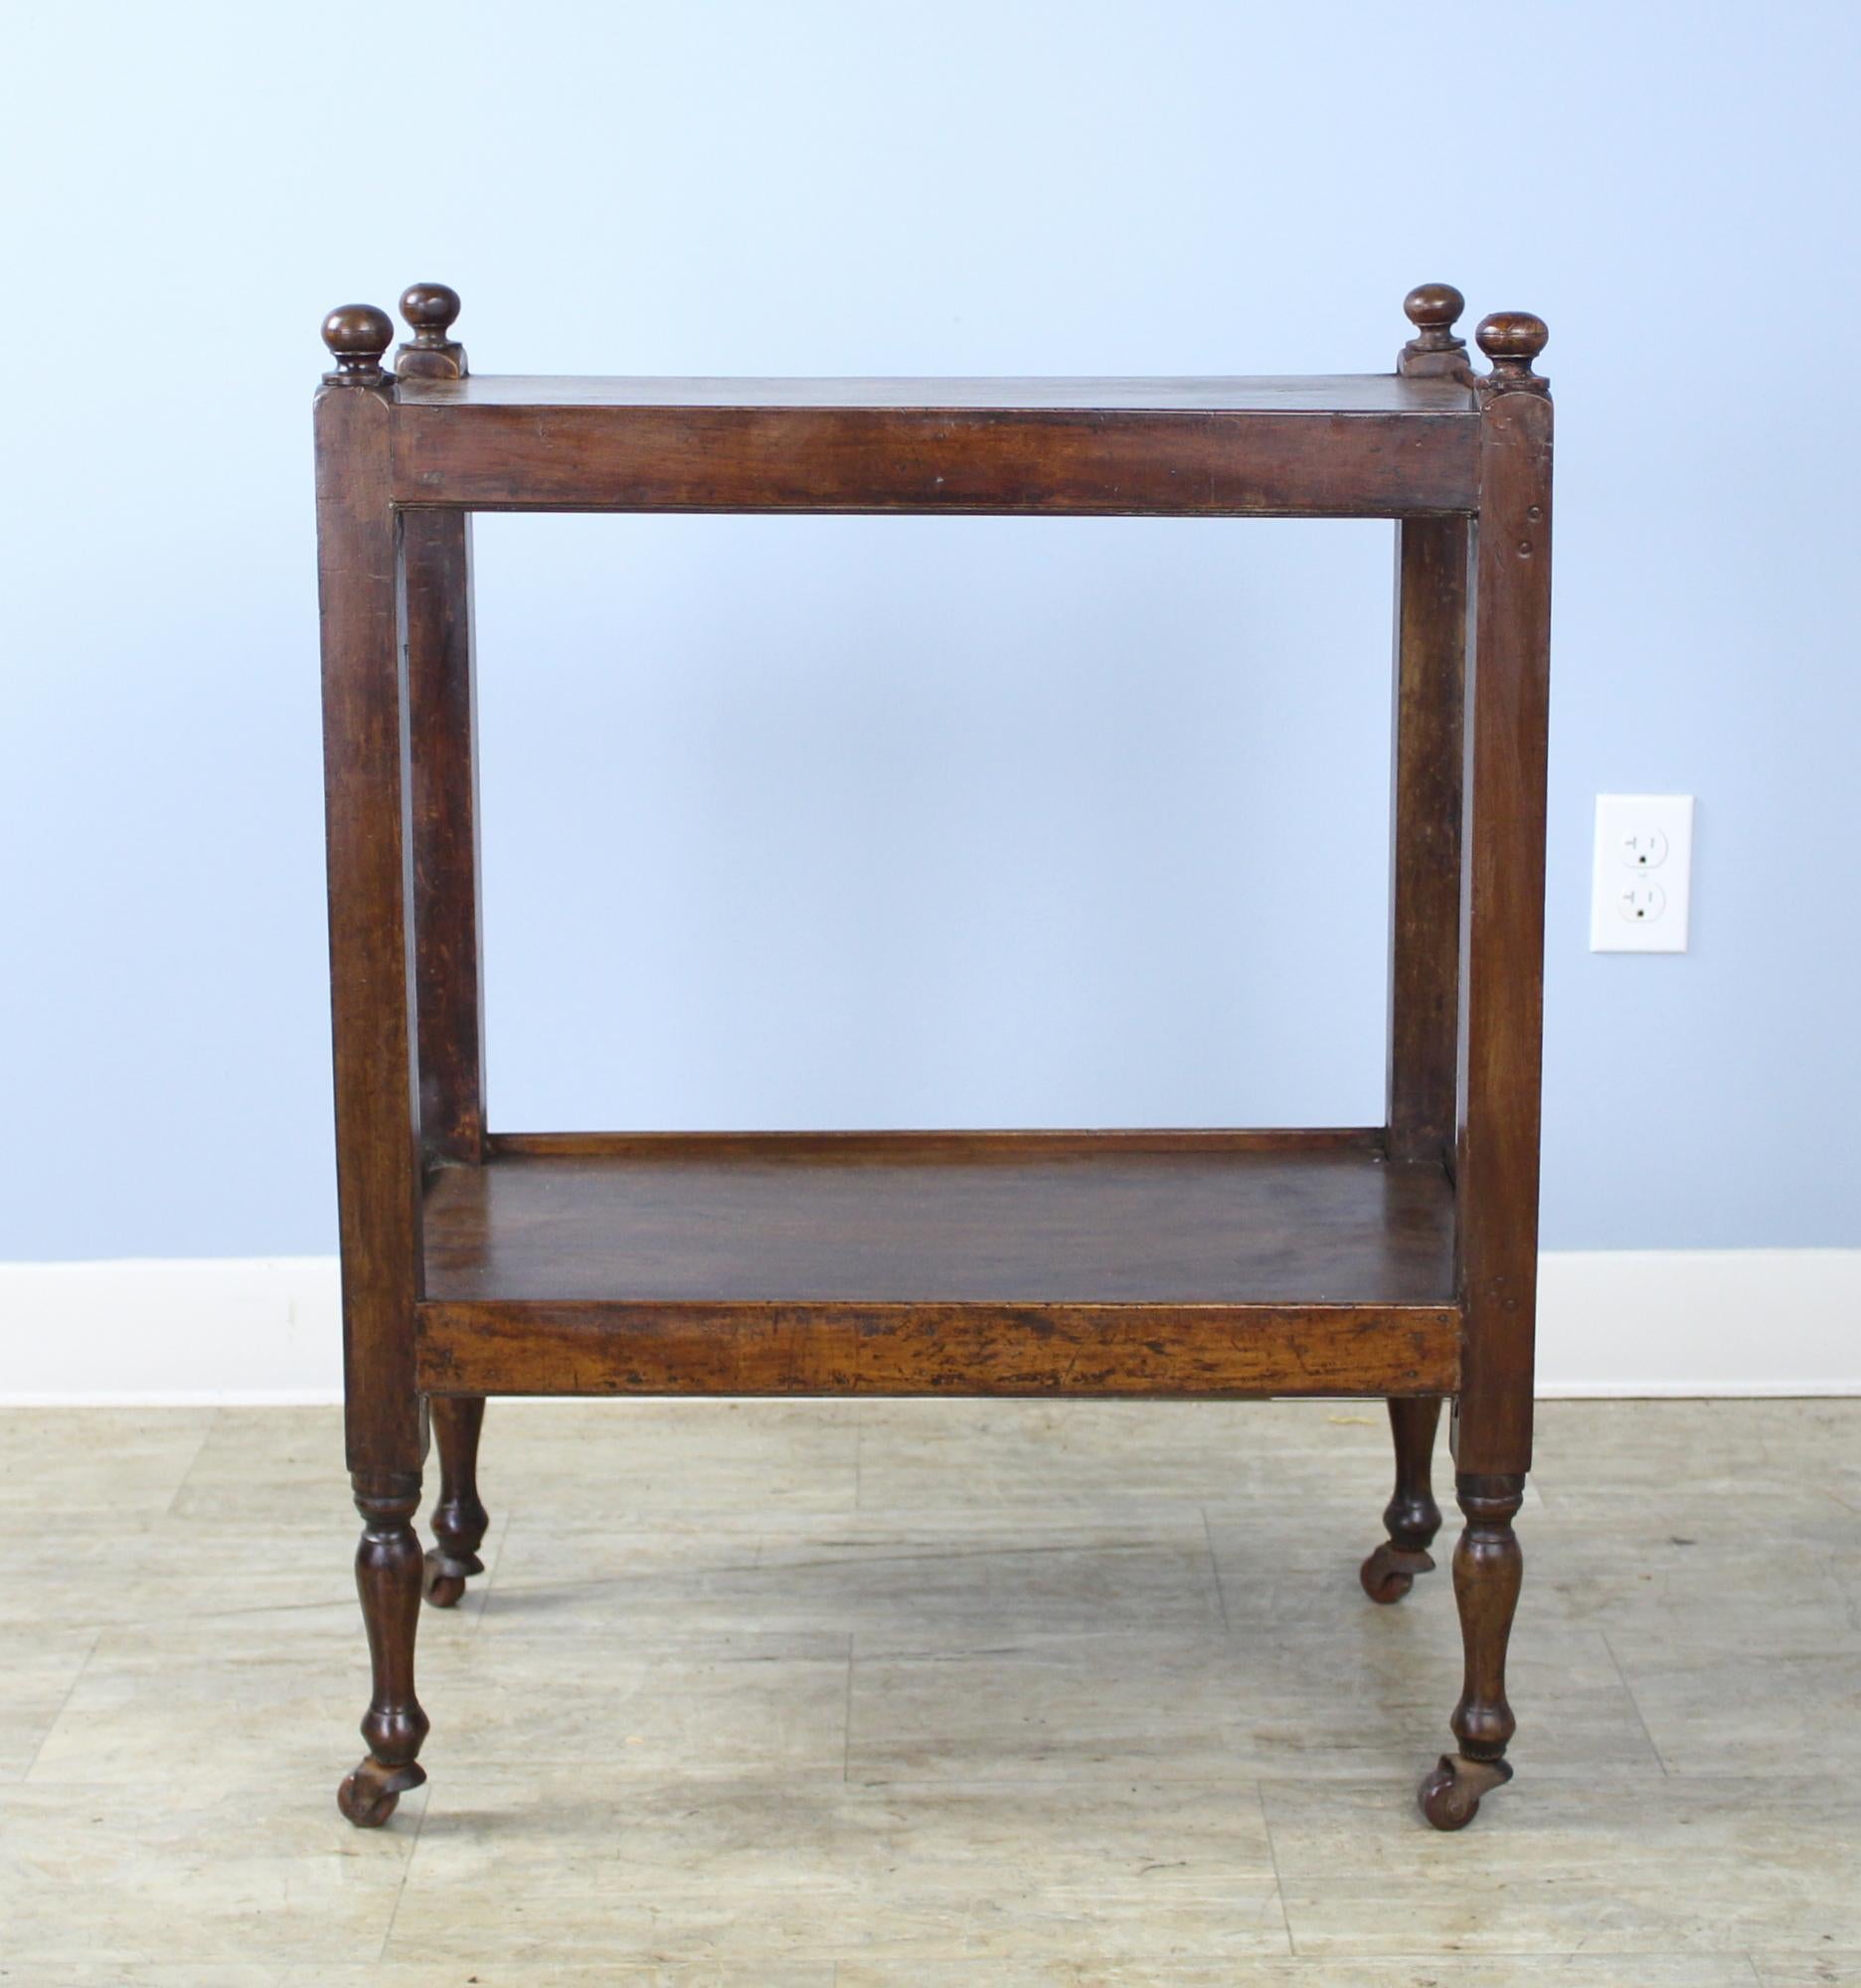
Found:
[2,1398,1858,1984]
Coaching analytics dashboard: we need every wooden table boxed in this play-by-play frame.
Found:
[314,282,1552,1833]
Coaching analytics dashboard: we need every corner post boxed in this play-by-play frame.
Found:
[1425,309,1553,1829]
[316,302,428,1824]
[396,282,486,1165]
[1387,283,1471,1166]
[1453,311,1552,1477]
[1365,285,1470,1613]
[395,283,495,1615]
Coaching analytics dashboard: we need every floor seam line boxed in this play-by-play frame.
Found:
[1202,1503,1231,1635]
[18,1625,104,1784]
[375,1777,432,1962]
[1601,1624,1671,1776]
[160,1411,220,1519]
[1258,1781,1297,1957]
[842,1630,855,1784]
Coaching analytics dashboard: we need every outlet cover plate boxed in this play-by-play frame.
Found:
[1590,793,1693,952]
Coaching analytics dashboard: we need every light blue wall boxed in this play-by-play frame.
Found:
[4,0,1857,1259]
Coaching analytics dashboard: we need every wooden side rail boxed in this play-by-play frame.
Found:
[390,400,1479,517]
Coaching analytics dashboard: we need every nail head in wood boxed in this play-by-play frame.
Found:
[1398,282,1467,378]
[397,282,468,381]
[1474,311,1550,395]
[321,304,394,386]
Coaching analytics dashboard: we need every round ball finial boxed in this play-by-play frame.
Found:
[1475,311,1550,392]
[1404,282,1465,333]
[1475,311,1549,363]
[400,282,461,338]
[321,304,393,385]
[395,281,467,381]
[1397,280,1467,377]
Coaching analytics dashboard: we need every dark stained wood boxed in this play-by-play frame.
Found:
[1386,282,1469,1175]
[336,1482,428,1827]
[1386,516,1467,1165]
[316,281,1554,1830]
[315,321,424,1482]
[399,284,484,1166]
[1420,1746,1513,1831]
[419,1300,1458,1400]
[321,304,395,387]
[391,383,1479,517]
[1398,283,1471,381]
[416,1133,1457,1398]
[404,508,484,1165]
[1420,1471,1525,1828]
[423,1396,487,1608]
[1359,1396,1443,1601]
[1451,316,1553,1480]
[318,305,431,1829]
[394,373,1478,412]
[422,1136,1456,1307]
[491,1126,1384,1160]
[396,282,467,382]
[1472,314,1553,396]
[1421,311,1551,1828]
[395,283,491,1618]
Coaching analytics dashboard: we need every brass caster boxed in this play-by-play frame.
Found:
[1418,1751,1512,1831]
[1359,1541,1435,1604]
[423,1545,483,1609]
[337,1754,425,1828]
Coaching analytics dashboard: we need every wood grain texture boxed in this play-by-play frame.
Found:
[1452,377,1554,1477]
[314,376,423,1480]
[393,373,1478,412]
[391,402,1477,517]
[1420,1470,1527,1829]
[423,1396,487,1608]
[488,1126,1384,1160]
[312,288,1557,1825]
[404,508,485,1165]
[417,1299,1459,1399]
[1397,284,1470,382]
[1360,1396,1445,1602]
[422,1136,1456,1307]
[1386,517,1468,1164]
[337,1482,428,1828]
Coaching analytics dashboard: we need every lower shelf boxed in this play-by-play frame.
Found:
[416,1130,1460,1399]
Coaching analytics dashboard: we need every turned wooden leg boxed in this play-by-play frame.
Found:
[423,1397,488,1608]
[1419,1472,1524,1830]
[1360,1397,1442,1602]
[338,1477,429,1828]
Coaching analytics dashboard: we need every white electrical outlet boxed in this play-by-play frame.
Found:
[1590,794,1693,952]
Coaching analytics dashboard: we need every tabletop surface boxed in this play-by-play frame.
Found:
[392,373,1476,415]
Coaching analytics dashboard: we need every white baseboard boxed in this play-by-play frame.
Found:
[1532,1248,1860,1396]
[0,1257,343,1406]
[1,1249,1856,1405]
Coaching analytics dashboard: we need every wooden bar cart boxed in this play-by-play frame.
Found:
[314,281,1553,1832]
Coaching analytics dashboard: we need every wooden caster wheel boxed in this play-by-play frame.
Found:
[423,1545,482,1609]
[337,1754,425,1828]
[1359,1542,1434,1604]
[1418,1752,1510,1831]
[338,1769,400,1828]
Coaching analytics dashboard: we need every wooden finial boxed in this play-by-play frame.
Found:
[396,282,468,381]
[1399,283,1468,378]
[321,304,394,386]
[1474,312,1550,396]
